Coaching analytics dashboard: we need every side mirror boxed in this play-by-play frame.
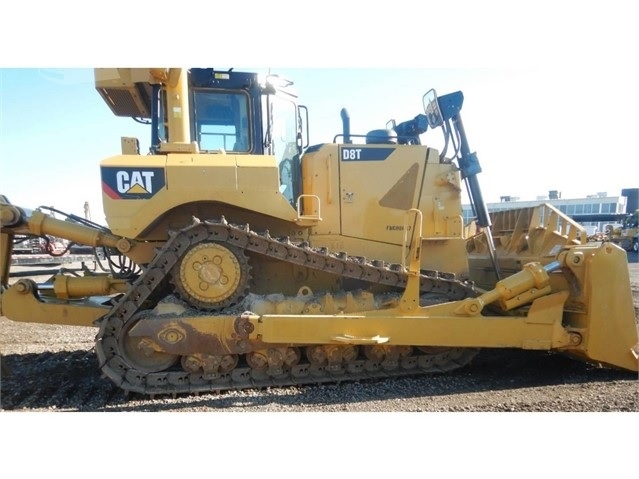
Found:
[422,89,444,128]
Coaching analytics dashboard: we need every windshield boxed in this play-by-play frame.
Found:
[192,90,250,152]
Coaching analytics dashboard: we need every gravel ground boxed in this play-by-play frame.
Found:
[0,330,636,413]
[2,254,637,413]
[1,253,637,479]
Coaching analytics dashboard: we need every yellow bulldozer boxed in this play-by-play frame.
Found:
[1,68,637,396]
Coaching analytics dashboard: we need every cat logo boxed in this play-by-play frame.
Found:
[101,167,165,199]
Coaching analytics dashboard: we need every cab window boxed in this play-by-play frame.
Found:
[192,90,250,152]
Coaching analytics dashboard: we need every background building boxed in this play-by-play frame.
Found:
[462,188,638,235]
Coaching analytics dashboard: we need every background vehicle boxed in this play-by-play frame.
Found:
[1,68,637,396]
[608,210,639,252]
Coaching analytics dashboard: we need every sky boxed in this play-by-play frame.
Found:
[1,2,637,478]
[1,2,637,226]
[2,66,637,223]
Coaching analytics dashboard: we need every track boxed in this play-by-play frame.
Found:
[95,217,479,396]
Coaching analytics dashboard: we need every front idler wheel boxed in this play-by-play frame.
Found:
[120,316,180,373]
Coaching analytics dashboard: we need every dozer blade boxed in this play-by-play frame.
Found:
[560,243,638,372]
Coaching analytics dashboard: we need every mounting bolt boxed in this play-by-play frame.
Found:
[159,327,185,344]
[15,280,30,294]
[116,238,132,253]
[569,333,582,346]
[235,313,255,337]
[466,301,481,314]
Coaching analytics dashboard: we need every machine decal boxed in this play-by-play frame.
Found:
[101,167,166,199]
[340,147,394,162]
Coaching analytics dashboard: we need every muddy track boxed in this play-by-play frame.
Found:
[94,218,477,396]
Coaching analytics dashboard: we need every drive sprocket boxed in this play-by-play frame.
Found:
[172,241,250,310]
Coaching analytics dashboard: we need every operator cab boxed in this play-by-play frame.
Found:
[96,68,309,207]
[159,69,306,205]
